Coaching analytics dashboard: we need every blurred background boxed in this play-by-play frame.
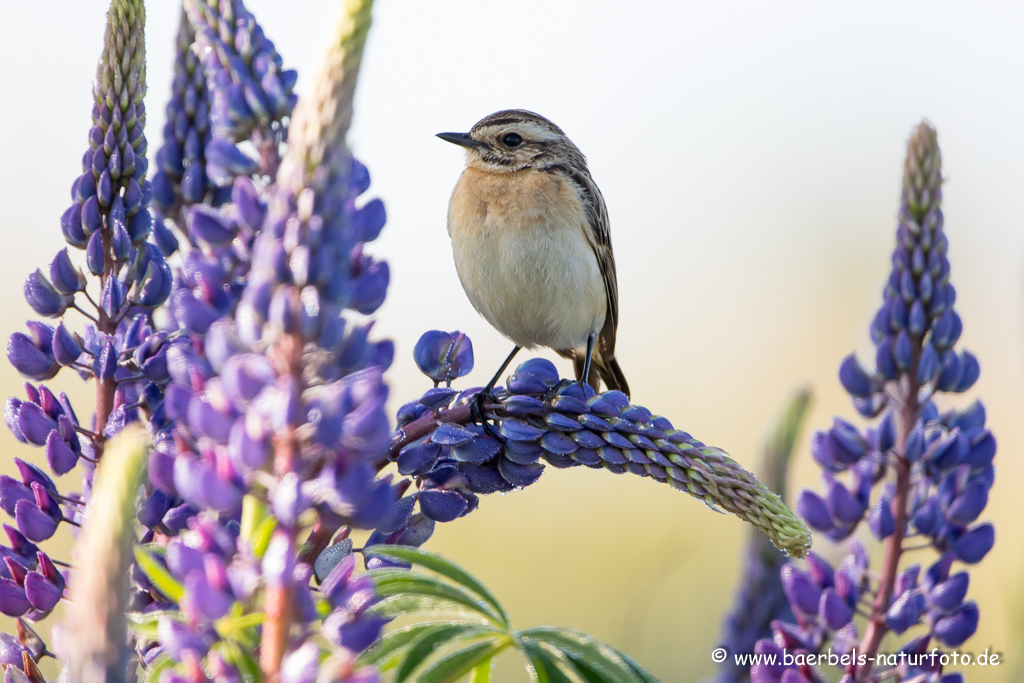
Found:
[2,1,1023,681]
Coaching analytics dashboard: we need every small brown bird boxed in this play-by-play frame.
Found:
[438,109,629,397]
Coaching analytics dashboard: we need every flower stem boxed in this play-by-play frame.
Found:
[854,378,919,681]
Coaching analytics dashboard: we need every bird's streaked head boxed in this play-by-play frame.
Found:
[437,109,586,173]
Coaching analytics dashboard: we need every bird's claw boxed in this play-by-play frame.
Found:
[470,390,501,440]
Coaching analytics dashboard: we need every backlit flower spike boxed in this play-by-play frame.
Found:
[152,9,225,238]
[150,0,391,679]
[756,123,995,683]
[184,0,298,182]
[391,342,813,559]
[0,2,178,669]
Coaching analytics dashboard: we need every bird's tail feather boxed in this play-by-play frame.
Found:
[568,351,630,398]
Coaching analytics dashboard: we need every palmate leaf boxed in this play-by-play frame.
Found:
[517,627,652,683]
[365,546,509,628]
[365,547,659,682]
[368,568,504,624]
[520,640,582,683]
[413,637,513,683]
[394,624,502,683]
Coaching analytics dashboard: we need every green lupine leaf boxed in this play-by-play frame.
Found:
[614,648,660,683]
[413,637,512,683]
[240,494,269,544]
[368,569,502,624]
[143,654,175,682]
[394,623,498,683]
[215,612,265,639]
[520,640,581,683]
[370,593,486,621]
[250,514,278,558]
[469,657,493,683]
[133,547,183,604]
[364,546,509,628]
[518,627,641,683]
[358,621,484,670]
[126,610,180,639]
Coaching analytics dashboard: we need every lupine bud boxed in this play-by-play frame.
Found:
[953,523,993,564]
[932,602,979,647]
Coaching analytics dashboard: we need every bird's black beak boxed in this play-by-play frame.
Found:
[436,132,487,150]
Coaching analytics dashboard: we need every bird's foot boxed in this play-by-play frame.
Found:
[470,389,501,440]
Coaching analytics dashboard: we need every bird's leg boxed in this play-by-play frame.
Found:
[471,345,521,439]
[580,333,597,392]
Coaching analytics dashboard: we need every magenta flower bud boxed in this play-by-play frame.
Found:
[16,402,57,447]
[0,478,31,518]
[14,498,58,543]
[44,430,77,476]
[24,569,62,613]
[0,578,30,618]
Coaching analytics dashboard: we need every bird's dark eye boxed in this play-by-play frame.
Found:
[501,132,523,148]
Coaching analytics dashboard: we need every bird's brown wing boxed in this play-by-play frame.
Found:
[557,167,629,396]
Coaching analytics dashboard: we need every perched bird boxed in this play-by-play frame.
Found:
[438,109,629,398]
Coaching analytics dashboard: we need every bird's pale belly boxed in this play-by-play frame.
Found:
[450,215,606,352]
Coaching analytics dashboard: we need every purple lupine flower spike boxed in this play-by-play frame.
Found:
[0,0,180,669]
[388,340,812,558]
[754,123,995,683]
[184,0,297,181]
[152,9,223,239]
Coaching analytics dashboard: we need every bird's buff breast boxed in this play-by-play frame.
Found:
[447,168,606,351]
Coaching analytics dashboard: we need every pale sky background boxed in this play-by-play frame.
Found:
[1,2,1023,681]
